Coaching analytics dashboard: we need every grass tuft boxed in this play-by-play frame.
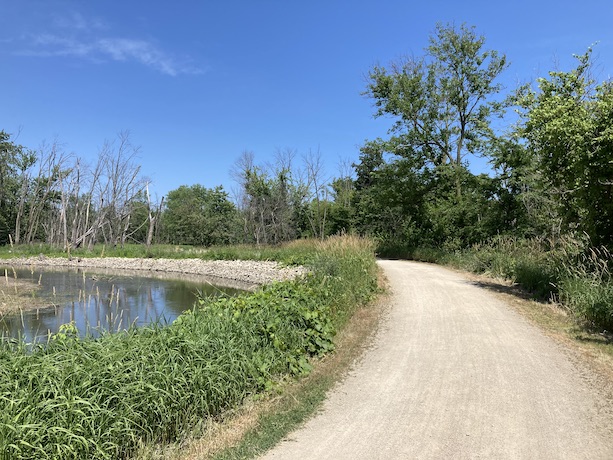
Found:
[391,235,613,332]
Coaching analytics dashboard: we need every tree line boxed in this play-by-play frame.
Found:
[0,131,349,248]
[354,23,612,252]
[2,23,611,252]
[0,131,156,249]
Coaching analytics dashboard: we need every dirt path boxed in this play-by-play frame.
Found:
[261,260,613,459]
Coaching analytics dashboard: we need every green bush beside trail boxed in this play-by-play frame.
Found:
[394,236,613,331]
[0,236,378,460]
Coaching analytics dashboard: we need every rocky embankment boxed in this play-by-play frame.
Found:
[7,256,308,289]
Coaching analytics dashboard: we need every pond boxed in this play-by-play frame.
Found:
[0,266,246,343]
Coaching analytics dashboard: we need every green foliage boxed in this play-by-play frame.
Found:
[424,167,507,247]
[356,29,612,258]
[0,236,378,459]
[439,237,569,298]
[352,141,429,248]
[0,131,36,245]
[364,22,507,198]
[123,191,152,244]
[559,278,613,330]
[516,49,613,247]
[325,177,354,235]
[489,136,558,239]
[355,23,514,250]
[557,245,613,329]
[352,141,517,250]
[162,185,240,246]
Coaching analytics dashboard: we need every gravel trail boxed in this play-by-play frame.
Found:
[261,260,613,459]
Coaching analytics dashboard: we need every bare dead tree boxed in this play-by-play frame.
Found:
[13,153,37,245]
[303,148,330,239]
[145,182,164,247]
[24,141,70,244]
[56,132,146,250]
[85,132,145,247]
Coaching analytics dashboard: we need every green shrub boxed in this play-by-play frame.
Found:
[405,235,613,332]
[0,236,378,459]
[559,278,613,330]
[514,256,556,298]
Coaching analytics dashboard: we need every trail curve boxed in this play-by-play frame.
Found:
[261,260,613,459]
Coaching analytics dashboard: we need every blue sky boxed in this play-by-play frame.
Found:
[2,1,612,200]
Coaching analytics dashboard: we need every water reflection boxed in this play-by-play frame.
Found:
[0,266,244,342]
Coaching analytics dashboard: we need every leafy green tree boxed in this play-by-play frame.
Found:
[516,49,613,246]
[0,131,36,245]
[425,167,503,248]
[352,140,430,248]
[123,191,150,244]
[364,22,508,199]
[326,176,355,236]
[242,166,293,244]
[489,135,560,239]
[162,185,239,246]
[355,23,510,249]
[233,151,310,244]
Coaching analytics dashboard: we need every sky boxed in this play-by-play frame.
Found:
[2,0,613,201]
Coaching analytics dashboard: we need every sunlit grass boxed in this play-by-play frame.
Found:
[0,236,378,459]
[401,236,613,332]
[0,241,321,266]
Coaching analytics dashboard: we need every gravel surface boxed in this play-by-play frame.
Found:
[6,256,308,288]
[261,260,613,460]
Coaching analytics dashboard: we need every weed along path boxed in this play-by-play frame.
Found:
[261,260,613,459]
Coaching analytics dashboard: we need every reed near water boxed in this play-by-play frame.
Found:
[0,236,378,459]
[0,268,49,316]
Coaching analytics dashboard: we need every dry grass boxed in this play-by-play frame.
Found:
[0,275,48,316]
[314,234,377,254]
[133,398,271,459]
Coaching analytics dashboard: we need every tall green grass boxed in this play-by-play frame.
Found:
[0,236,378,459]
[399,236,613,331]
[0,242,320,265]
[557,246,613,330]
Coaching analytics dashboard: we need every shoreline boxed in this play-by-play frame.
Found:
[1,256,308,316]
[5,256,308,284]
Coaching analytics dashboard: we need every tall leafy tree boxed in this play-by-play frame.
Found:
[326,176,355,236]
[364,22,508,198]
[489,133,561,239]
[355,23,509,249]
[516,49,613,247]
[352,140,430,248]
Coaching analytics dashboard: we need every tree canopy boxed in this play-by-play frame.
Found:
[364,22,508,198]
[162,185,239,246]
[516,49,613,246]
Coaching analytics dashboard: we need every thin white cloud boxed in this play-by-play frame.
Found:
[10,11,200,76]
[97,38,180,76]
[17,33,200,76]
[30,34,93,57]
[53,11,107,32]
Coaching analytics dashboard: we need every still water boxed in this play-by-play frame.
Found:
[0,266,245,342]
